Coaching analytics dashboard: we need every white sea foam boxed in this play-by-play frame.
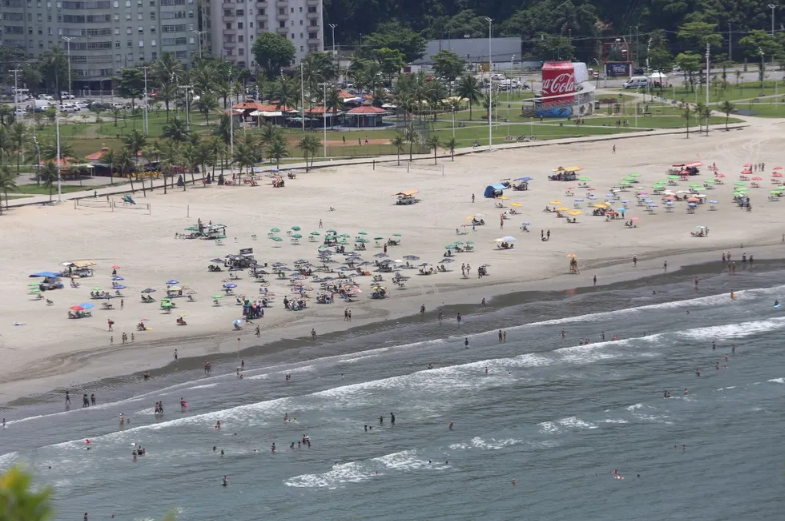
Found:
[679,318,785,341]
[285,462,370,489]
[557,417,598,429]
[186,383,219,390]
[601,419,629,424]
[469,437,522,450]
[768,378,785,384]
[538,421,560,434]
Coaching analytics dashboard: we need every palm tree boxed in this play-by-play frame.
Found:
[181,142,201,189]
[700,105,712,135]
[0,165,19,213]
[157,139,181,194]
[154,52,184,87]
[161,117,189,142]
[445,137,457,161]
[720,100,735,131]
[404,125,418,161]
[298,135,320,171]
[456,74,483,121]
[195,93,218,124]
[267,136,289,168]
[215,81,232,110]
[0,105,13,127]
[39,161,59,202]
[427,135,440,164]
[9,122,26,175]
[115,147,137,193]
[390,134,405,165]
[156,83,178,121]
[424,81,448,121]
[100,147,115,185]
[694,102,706,134]
[0,127,9,165]
[271,76,300,110]
[325,88,343,129]
[195,141,214,183]
[682,102,692,139]
[233,141,258,179]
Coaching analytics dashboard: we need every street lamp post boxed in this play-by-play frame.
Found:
[142,66,149,135]
[705,42,710,136]
[319,82,327,159]
[300,62,305,132]
[178,84,193,130]
[9,68,21,120]
[329,24,338,55]
[728,22,732,61]
[485,17,492,151]
[769,4,778,35]
[507,54,514,136]
[61,36,73,96]
[56,109,61,202]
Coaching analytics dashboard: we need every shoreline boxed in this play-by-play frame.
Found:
[3,243,783,411]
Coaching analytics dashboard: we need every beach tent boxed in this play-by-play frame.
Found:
[484,184,506,198]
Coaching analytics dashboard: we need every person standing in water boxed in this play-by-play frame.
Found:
[390,412,395,425]
[464,338,469,347]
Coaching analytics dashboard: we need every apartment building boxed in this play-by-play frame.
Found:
[0,0,198,91]
[205,0,323,69]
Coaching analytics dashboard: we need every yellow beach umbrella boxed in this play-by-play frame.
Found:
[549,200,562,205]
[568,210,582,216]
[594,203,608,208]
[510,202,522,207]
[557,207,569,212]
[497,196,509,200]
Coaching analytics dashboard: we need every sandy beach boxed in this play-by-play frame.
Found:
[2,118,784,403]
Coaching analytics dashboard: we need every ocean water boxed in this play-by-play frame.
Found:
[2,267,785,521]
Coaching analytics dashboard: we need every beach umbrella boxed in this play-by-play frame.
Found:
[29,271,60,278]
[356,238,369,243]
[774,166,783,170]
[179,313,187,317]
[557,207,569,212]
[510,202,522,207]
[338,233,350,238]
[668,175,680,180]
[403,255,420,260]
[114,285,127,290]
[773,173,783,178]
[392,233,402,237]
[27,282,40,287]
[92,286,103,291]
[466,241,475,244]
[454,241,464,245]
[111,276,124,281]
[357,231,368,235]
[70,305,84,311]
[111,265,121,269]
[373,236,384,240]
[566,253,576,258]
[29,289,41,294]
[270,227,280,233]
[500,236,517,242]
[689,183,702,188]
[688,202,697,207]
[574,198,584,202]
[291,226,301,231]
[687,197,700,203]
[440,258,455,263]
[770,190,781,194]
[549,200,562,205]
[631,217,640,221]
[326,228,337,233]
[166,279,179,285]
[292,234,303,239]
[212,294,223,299]
[568,210,581,216]
[444,244,457,250]
[374,253,389,258]
[665,201,674,206]
[578,176,591,182]
[742,169,752,175]
[223,283,237,288]
[709,199,719,204]
[587,195,597,200]
[310,231,321,236]
[734,181,746,186]
[161,302,173,308]
[141,288,156,293]
[752,176,763,181]
[271,236,283,242]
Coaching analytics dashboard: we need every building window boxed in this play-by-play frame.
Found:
[259,8,264,15]
[223,8,231,15]
[235,8,242,15]
[308,32,317,39]
[290,7,293,12]
[126,13,131,20]
[290,33,294,39]
[307,6,316,12]
[138,26,144,32]
[151,51,157,59]
[138,13,143,19]
[127,40,132,47]
[278,20,285,28]
[139,40,144,47]
[226,22,232,29]
[299,20,302,25]
[239,47,244,55]
[150,11,155,19]
[151,38,156,46]
[250,22,253,28]
[238,35,243,42]
[277,7,284,14]
[114,28,120,34]
[299,6,302,11]
[126,27,132,34]
[238,22,243,29]
[115,41,121,48]
[309,19,316,26]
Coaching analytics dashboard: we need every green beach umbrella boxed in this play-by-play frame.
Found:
[338,239,348,244]
[338,233,350,238]
[466,241,475,244]
[445,244,457,249]
[29,289,41,294]
[92,286,102,291]
[270,227,280,233]
[27,282,39,286]
[628,172,641,177]
[291,226,301,231]
[326,228,337,233]
[356,237,369,243]
[310,231,321,236]
[357,231,368,235]
[185,226,199,231]
[292,234,303,239]
[689,183,701,188]
[579,176,591,181]
[668,175,680,180]
[454,241,464,245]
[161,302,173,308]
[374,236,384,240]
[212,294,223,299]
[271,236,283,242]
[770,190,782,194]
[734,181,746,186]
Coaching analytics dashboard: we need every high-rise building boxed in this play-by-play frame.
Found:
[205,0,323,69]
[0,0,199,91]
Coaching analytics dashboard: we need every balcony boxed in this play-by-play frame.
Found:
[276,0,288,6]
[306,10,319,19]
[256,13,268,22]
[306,0,319,6]
[223,41,236,48]
[276,12,288,20]
[276,26,289,35]
[307,37,320,45]
[255,0,267,6]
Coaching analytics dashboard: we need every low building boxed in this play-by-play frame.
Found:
[411,37,522,70]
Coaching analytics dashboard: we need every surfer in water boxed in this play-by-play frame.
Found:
[775,299,780,307]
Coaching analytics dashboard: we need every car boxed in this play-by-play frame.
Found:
[61,92,75,100]
[38,94,54,101]
[74,101,90,109]
[59,104,80,113]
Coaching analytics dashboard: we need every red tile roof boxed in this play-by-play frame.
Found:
[347,106,386,114]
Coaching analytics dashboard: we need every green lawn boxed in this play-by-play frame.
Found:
[15,184,90,195]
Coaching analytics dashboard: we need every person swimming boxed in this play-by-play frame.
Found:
[214,420,221,429]
[222,476,229,486]
[730,292,736,299]
[775,299,780,307]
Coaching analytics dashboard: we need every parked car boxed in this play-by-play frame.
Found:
[622,77,649,89]
[61,92,75,100]
[59,104,80,113]
[37,94,54,101]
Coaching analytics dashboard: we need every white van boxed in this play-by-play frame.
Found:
[623,77,649,89]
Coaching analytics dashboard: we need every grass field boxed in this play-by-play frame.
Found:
[14,184,90,195]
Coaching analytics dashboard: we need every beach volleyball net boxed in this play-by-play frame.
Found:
[74,198,112,210]
[406,162,445,175]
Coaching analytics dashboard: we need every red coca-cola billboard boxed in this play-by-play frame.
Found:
[541,62,575,107]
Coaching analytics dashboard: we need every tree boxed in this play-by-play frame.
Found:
[115,146,138,193]
[161,117,190,142]
[404,125,418,161]
[376,48,406,85]
[38,46,69,99]
[325,88,343,129]
[678,22,722,52]
[675,52,702,92]
[213,114,232,145]
[157,139,181,194]
[695,101,706,134]
[431,50,465,88]
[267,136,289,168]
[116,68,146,111]
[456,74,483,120]
[534,34,575,61]
[154,52,184,86]
[362,21,426,63]
[445,137,457,161]
[426,135,440,164]
[156,83,178,122]
[0,165,19,213]
[390,134,405,166]
[720,100,735,130]
[0,105,13,127]
[681,102,692,139]
[701,104,712,135]
[0,466,54,520]
[298,135,320,170]
[648,47,674,94]
[39,161,59,202]
[271,76,300,110]
[9,122,26,176]
[233,140,259,179]
[252,32,296,78]
[739,30,783,84]
[194,93,218,124]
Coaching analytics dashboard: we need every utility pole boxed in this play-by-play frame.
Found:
[485,17,493,151]
[320,82,327,159]
[193,30,204,59]
[9,68,21,120]
[300,62,305,132]
[142,66,149,135]
[179,84,193,130]
[61,36,73,96]
[769,4,777,36]
[56,108,61,202]
[507,54,513,136]
[329,24,338,55]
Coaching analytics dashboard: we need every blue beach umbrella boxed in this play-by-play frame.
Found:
[167,279,179,285]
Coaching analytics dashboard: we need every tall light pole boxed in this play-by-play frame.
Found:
[329,24,338,55]
[9,68,21,120]
[768,4,777,35]
[485,17,493,151]
[728,22,732,61]
[319,82,327,159]
[228,75,234,164]
[61,36,73,96]
[142,66,149,135]
[705,42,710,135]
[300,62,305,132]
[179,84,193,130]
[507,54,514,136]
[56,108,62,201]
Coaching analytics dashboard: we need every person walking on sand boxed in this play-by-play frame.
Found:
[612,145,616,154]
[319,219,323,229]
[472,194,475,203]
[311,328,317,340]
[633,255,637,267]
[593,275,597,286]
